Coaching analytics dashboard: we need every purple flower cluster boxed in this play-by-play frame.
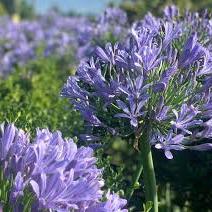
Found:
[97,7,127,39]
[0,13,95,76]
[62,6,212,159]
[76,7,128,61]
[0,123,127,211]
[0,8,128,76]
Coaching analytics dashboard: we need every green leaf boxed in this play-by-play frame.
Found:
[143,201,153,212]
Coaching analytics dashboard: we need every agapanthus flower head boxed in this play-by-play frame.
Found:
[0,123,127,211]
[62,7,212,159]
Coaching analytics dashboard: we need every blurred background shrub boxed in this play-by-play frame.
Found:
[1,0,35,19]
[0,55,82,137]
[120,0,212,22]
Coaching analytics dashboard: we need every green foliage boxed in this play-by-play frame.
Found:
[22,189,34,212]
[96,134,212,211]
[0,55,82,137]
[1,0,15,14]
[0,169,13,212]
[120,0,212,23]
[0,3,7,16]
[120,0,162,23]
[96,146,126,194]
[1,0,35,18]
[19,0,35,19]
[143,201,153,212]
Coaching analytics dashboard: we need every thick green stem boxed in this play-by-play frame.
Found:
[140,126,158,212]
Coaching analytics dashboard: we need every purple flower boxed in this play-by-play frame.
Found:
[9,129,29,173]
[162,22,181,48]
[30,132,72,176]
[96,43,119,65]
[188,143,212,151]
[76,59,104,85]
[119,75,149,99]
[30,171,103,211]
[153,131,185,159]
[0,123,16,161]
[194,118,212,138]
[0,123,29,175]
[114,76,149,127]
[154,96,170,121]
[10,172,25,202]
[0,123,127,211]
[0,9,128,76]
[115,98,142,127]
[73,100,103,126]
[142,13,161,35]
[100,8,127,26]
[61,76,89,101]
[197,51,212,76]
[86,192,128,212]
[135,44,162,72]
[153,65,178,92]
[165,44,178,65]
[179,33,206,69]
[171,104,203,134]
[80,134,100,142]
[163,5,179,20]
[115,48,138,70]
[131,25,156,54]
[62,6,212,160]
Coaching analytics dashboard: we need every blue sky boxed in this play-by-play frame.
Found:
[30,0,121,14]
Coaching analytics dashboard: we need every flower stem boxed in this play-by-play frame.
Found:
[140,127,158,212]
[126,160,143,201]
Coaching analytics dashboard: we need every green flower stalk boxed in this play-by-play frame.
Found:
[139,121,158,212]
